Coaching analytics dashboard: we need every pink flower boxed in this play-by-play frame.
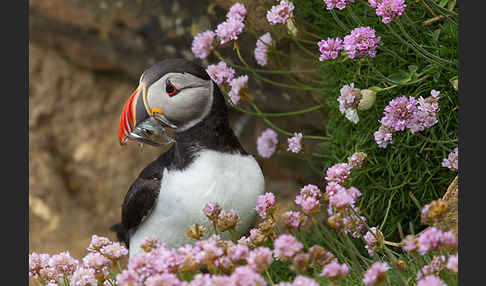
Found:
[216,209,241,232]
[230,265,267,286]
[255,192,276,219]
[343,26,381,59]
[87,235,112,252]
[287,133,303,153]
[266,0,295,25]
[140,237,165,253]
[254,33,273,66]
[145,273,181,286]
[295,184,322,215]
[362,262,389,286]
[381,96,418,132]
[447,254,458,273]
[203,202,222,221]
[442,147,458,171]
[116,268,142,286]
[325,163,351,185]
[409,90,440,133]
[363,227,383,256]
[70,267,98,286]
[227,2,247,22]
[228,75,249,105]
[100,242,128,261]
[247,247,273,273]
[257,128,278,158]
[228,244,249,262]
[215,18,245,45]
[82,252,111,274]
[48,251,79,279]
[321,260,349,280]
[282,211,307,229]
[323,0,355,10]
[191,30,216,59]
[206,62,235,85]
[402,235,417,252]
[292,275,319,286]
[273,234,304,261]
[374,124,395,148]
[417,275,447,286]
[29,253,50,278]
[374,0,406,24]
[318,37,343,61]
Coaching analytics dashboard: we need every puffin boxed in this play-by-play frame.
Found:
[111,58,265,257]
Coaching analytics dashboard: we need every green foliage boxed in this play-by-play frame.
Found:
[291,0,458,239]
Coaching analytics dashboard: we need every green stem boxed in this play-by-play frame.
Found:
[231,104,326,117]
[384,240,402,247]
[264,269,275,286]
[329,10,350,32]
[379,192,396,230]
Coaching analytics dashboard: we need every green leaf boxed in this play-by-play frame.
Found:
[408,65,418,75]
[388,70,411,84]
[432,29,441,42]
[448,0,457,10]
[439,0,448,7]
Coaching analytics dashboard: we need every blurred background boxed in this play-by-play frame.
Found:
[29,0,327,261]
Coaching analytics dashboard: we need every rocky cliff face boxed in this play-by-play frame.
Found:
[29,0,325,266]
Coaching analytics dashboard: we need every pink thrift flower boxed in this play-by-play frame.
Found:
[273,234,304,261]
[320,260,349,280]
[409,90,440,133]
[266,0,295,25]
[145,273,181,286]
[442,147,458,171]
[323,0,355,10]
[191,30,216,59]
[230,265,267,286]
[254,32,273,66]
[325,182,346,197]
[140,237,165,253]
[48,251,79,279]
[227,2,247,22]
[402,235,417,252]
[381,96,418,131]
[447,254,458,273]
[375,0,406,24]
[203,202,222,221]
[299,196,321,215]
[87,235,112,252]
[247,247,273,273]
[325,163,351,184]
[416,255,446,281]
[100,242,128,261]
[318,37,343,61]
[116,268,141,286]
[282,211,307,229]
[329,189,355,209]
[364,227,382,256]
[70,267,98,286]
[287,132,303,153]
[216,209,241,232]
[82,252,111,274]
[374,124,395,148]
[417,275,447,286]
[206,62,235,85]
[257,128,278,158]
[292,275,319,286]
[416,227,444,255]
[29,253,51,279]
[228,75,249,105]
[255,192,276,219]
[363,262,389,286]
[228,244,250,262]
[347,152,367,169]
[343,26,381,59]
[215,18,245,45]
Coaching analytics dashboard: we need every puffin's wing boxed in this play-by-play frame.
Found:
[111,151,171,246]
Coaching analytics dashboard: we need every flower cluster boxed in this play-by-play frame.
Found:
[323,160,367,238]
[364,227,384,256]
[442,147,458,171]
[255,32,273,66]
[343,26,381,59]
[322,0,355,10]
[202,202,241,233]
[191,30,215,59]
[369,0,406,24]
[282,210,307,230]
[215,2,247,45]
[347,151,368,169]
[266,0,295,25]
[294,184,323,216]
[257,128,279,158]
[416,255,446,281]
[228,75,249,105]
[337,83,377,123]
[287,132,303,153]
[401,227,457,255]
[317,37,343,61]
[30,235,128,285]
[320,260,349,281]
[362,262,389,286]
[255,192,276,219]
[374,90,440,148]
[206,61,235,86]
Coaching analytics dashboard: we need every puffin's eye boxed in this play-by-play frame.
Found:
[165,79,179,96]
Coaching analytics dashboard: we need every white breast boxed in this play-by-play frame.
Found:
[129,150,265,257]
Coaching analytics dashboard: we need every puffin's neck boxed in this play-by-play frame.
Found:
[168,83,248,170]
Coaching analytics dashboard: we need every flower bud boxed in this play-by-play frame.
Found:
[203,202,222,222]
[216,210,241,232]
[358,89,377,110]
[187,223,206,240]
[292,253,310,273]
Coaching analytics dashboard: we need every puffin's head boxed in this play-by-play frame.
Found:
[118,59,215,146]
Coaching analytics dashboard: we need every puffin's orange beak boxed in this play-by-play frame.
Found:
[118,86,142,145]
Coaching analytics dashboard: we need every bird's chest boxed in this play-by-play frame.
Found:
[130,150,264,253]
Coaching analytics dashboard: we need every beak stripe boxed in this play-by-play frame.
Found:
[118,87,140,145]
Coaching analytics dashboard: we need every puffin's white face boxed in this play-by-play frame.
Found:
[118,69,214,146]
[145,72,213,132]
